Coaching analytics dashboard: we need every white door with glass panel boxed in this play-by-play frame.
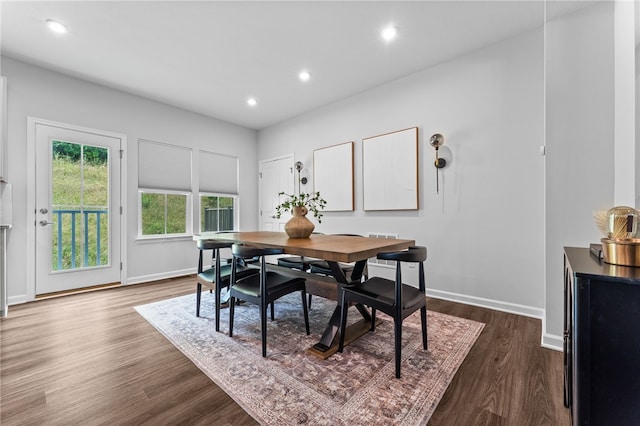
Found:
[259,156,293,231]
[35,122,121,294]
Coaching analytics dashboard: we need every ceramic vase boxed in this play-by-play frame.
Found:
[284,206,315,238]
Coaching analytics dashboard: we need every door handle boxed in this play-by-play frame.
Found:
[39,220,54,226]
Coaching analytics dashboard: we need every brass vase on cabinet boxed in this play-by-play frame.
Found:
[284,206,315,239]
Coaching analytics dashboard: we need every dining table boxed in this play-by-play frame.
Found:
[194,231,416,358]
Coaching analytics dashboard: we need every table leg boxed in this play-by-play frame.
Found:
[307,260,377,359]
[312,306,342,352]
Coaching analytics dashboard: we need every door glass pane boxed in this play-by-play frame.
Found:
[51,140,109,271]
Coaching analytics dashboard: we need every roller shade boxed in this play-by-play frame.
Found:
[138,139,191,191]
[199,150,238,195]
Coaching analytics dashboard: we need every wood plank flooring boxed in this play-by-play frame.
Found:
[1,276,570,425]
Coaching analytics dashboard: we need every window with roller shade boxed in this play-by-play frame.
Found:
[198,150,239,233]
[138,139,192,237]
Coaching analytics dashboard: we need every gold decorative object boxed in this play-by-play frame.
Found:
[601,238,640,267]
[284,206,315,239]
[606,206,638,239]
[594,206,640,266]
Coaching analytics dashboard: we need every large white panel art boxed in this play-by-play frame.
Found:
[362,127,418,211]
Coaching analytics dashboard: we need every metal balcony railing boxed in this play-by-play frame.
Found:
[52,209,108,270]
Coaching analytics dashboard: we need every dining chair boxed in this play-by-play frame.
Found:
[195,240,258,332]
[338,246,427,378]
[229,244,310,357]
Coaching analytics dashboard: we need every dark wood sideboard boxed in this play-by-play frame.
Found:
[564,247,640,425]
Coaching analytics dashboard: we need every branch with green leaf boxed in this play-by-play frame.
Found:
[275,192,327,223]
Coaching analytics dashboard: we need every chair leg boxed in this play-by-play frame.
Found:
[228,297,235,337]
[270,302,275,321]
[261,302,268,357]
[338,290,348,352]
[370,308,376,331]
[307,294,313,309]
[301,290,310,335]
[421,306,428,350]
[395,319,402,379]
[214,284,221,332]
[196,283,202,317]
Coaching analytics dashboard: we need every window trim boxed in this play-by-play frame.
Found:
[137,188,192,240]
[198,192,239,234]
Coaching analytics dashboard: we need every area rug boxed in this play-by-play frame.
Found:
[135,292,484,425]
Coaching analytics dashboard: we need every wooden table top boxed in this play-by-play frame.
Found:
[195,231,415,263]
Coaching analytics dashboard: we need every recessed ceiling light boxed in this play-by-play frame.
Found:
[381,25,397,42]
[247,97,257,107]
[299,71,311,82]
[46,19,68,34]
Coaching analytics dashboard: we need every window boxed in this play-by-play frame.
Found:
[198,150,239,233]
[200,193,237,232]
[139,189,191,237]
[138,139,192,238]
[136,141,241,238]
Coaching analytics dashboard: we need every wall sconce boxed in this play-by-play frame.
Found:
[429,133,446,193]
[294,161,307,193]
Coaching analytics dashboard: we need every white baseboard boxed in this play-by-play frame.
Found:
[8,294,29,306]
[541,333,563,352]
[126,268,194,286]
[426,288,564,352]
[426,288,545,319]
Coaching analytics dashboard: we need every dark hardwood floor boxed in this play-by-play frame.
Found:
[0,276,570,425]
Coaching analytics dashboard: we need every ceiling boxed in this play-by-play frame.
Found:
[1,1,560,130]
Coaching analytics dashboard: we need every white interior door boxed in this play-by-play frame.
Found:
[259,156,294,231]
[35,122,121,294]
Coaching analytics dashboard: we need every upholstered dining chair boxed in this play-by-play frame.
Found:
[229,244,310,357]
[338,246,428,378]
[195,240,258,332]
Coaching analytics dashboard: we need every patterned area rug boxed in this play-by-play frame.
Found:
[135,292,484,425]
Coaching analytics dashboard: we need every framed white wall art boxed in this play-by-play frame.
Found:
[313,141,354,211]
[362,127,418,211]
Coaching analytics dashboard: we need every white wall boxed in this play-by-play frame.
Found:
[2,57,258,303]
[259,29,546,319]
[544,2,615,347]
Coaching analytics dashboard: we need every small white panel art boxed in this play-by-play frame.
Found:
[362,127,418,211]
[313,141,354,211]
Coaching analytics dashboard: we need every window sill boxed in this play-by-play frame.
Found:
[136,234,193,244]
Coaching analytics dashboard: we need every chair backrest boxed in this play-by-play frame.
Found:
[377,246,426,263]
[378,246,427,296]
[197,240,234,274]
[197,240,233,251]
[231,244,284,259]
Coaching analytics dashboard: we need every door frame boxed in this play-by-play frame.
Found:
[26,117,127,300]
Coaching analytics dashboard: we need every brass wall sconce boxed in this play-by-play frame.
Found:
[294,161,307,193]
[429,133,446,193]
